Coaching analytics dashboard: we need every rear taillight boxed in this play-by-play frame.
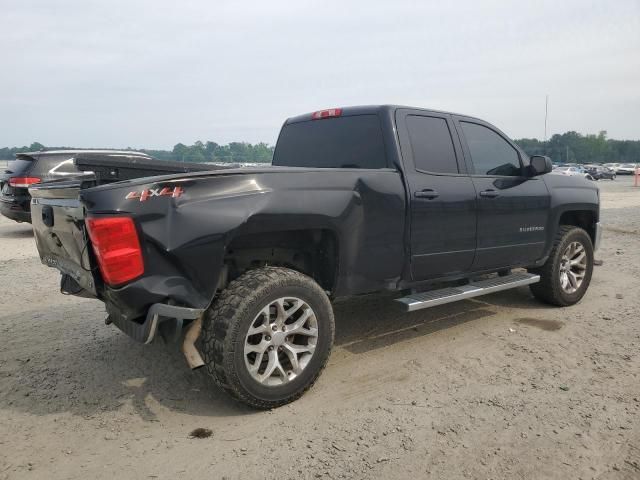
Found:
[9,176,41,188]
[85,216,144,286]
[311,108,342,120]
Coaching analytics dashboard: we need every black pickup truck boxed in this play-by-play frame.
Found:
[29,105,601,408]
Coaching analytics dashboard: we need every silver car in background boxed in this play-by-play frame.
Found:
[551,166,595,180]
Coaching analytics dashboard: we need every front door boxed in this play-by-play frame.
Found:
[396,110,477,281]
[454,118,551,270]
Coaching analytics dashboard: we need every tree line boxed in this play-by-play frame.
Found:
[514,131,639,164]
[2,131,639,164]
[144,141,274,163]
[0,141,275,164]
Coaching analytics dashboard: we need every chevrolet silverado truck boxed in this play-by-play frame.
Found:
[29,105,601,408]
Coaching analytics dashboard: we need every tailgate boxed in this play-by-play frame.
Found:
[30,181,98,296]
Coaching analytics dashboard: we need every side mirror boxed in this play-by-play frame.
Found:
[530,155,552,176]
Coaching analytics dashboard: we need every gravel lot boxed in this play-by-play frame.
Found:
[1,176,639,479]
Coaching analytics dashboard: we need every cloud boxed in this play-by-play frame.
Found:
[1,0,638,148]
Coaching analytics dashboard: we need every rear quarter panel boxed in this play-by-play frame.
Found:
[81,168,406,318]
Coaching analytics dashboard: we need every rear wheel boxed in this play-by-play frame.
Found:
[529,226,594,306]
[200,266,335,409]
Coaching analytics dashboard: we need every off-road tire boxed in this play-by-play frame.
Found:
[529,225,594,306]
[200,266,335,409]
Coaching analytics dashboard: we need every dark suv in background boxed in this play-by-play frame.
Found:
[0,150,150,223]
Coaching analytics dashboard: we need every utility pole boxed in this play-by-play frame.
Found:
[544,95,549,143]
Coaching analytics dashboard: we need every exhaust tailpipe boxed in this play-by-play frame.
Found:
[182,315,205,370]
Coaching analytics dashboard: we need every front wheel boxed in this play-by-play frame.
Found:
[529,226,594,306]
[200,267,335,409]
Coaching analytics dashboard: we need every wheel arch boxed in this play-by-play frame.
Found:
[222,227,340,295]
[557,208,598,244]
[538,205,598,266]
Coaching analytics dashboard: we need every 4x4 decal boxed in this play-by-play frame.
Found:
[126,186,184,202]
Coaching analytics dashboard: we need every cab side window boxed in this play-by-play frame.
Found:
[461,121,521,176]
[406,115,459,174]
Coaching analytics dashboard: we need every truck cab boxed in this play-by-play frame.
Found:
[273,106,598,287]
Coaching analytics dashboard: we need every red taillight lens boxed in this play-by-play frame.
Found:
[311,108,342,120]
[9,176,41,188]
[85,216,144,286]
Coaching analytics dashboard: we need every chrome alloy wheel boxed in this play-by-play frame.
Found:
[559,241,587,294]
[244,297,318,386]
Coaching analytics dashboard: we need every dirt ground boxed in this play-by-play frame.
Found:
[1,176,639,480]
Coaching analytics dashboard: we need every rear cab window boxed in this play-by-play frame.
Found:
[273,114,388,169]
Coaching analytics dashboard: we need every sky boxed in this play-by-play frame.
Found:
[1,0,639,149]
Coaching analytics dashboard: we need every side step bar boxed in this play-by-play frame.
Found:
[395,272,540,312]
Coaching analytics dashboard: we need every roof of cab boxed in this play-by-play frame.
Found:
[284,105,483,124]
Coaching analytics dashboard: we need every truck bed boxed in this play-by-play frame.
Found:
[73,153,232,185]
[28,154,235,306]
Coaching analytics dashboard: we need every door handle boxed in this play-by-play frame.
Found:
[414,189,439,199]
[479,189,499,198]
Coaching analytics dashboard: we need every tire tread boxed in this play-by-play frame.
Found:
[529,225,593,306]
[200,267,333,409]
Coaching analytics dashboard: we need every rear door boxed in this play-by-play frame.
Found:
[396,110,477,281]
[454,117,550,270]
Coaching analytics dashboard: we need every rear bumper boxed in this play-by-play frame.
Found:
[106,302,204,344]
[101,272,213,324]
[593,221,602,252]
[0,200,31,223]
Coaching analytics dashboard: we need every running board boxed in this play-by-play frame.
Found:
[395,272,540,312]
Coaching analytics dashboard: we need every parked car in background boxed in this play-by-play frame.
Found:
[585,166,616,180]
[0,150,151,223]
[551,166,595,180]
[615,163,638,175]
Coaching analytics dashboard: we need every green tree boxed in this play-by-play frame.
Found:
[172,143,189,162]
